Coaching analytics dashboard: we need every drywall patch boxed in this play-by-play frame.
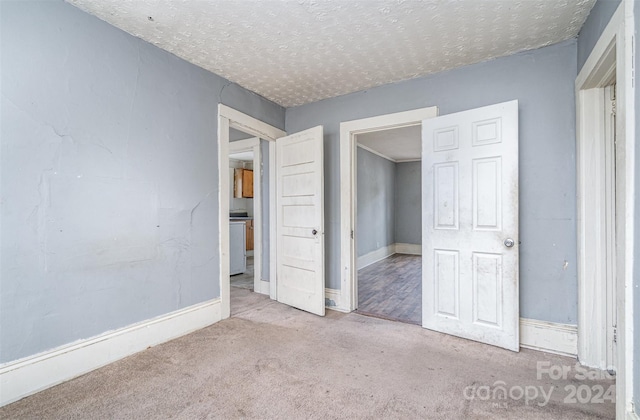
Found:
[44,175,159,271]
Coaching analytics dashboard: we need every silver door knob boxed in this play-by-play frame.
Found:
[504,238,515,248]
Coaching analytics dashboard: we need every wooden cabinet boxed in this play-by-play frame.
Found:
[233,168,254,198]
[245,219,254,251]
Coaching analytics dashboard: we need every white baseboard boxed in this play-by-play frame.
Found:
[519,318,577,357]
[0,298,221,408]
[255,279,270,295]
[395,243,422,255]
[357,244,396,270]
[325,288,349,313]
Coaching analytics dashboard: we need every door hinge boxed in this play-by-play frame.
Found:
[613,325,617,344]
[351,230,354,239]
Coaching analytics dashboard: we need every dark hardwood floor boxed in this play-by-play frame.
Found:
[357,253,421,325]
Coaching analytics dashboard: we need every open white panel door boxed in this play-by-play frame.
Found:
[276,126,325,316]
[422,100,519,351]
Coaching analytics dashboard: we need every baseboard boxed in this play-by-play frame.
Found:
[357,244,396,270]
[395,243,422,255]
[255,279,270,295]
[325,288,350,313]
[0,298,221,408]
[519,318,577,357]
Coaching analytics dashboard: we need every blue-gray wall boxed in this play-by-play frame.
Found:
[286,40,578,325]
[356,148,395,256]
[395,162,421,245]
[0,0,284,363]
[356,151,421,255]
[577,0,622,72]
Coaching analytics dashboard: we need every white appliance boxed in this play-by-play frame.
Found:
[229,221,246,275]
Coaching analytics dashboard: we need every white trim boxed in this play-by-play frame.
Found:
[574,3,635,418]
[356,243,422,269]
[0,299,221,408]
[255,280,270,295]
[519,318,577,357]
[218,104,286,318]
[395,243,422,255]
[575,5,622,90]
[228,137,259,151]
[325,288,349,313]
[357,244,396,270]
[229,137,264,296]
[219,104,286,141]
[218,113,231,319]
[621,2,635,418]
[356,143,396,163]
[355,143,422,164]
[269,140,277,300]
[340,106,439,311]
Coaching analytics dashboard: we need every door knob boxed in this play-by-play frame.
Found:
[312,229,318,236]
[504,238,515,248]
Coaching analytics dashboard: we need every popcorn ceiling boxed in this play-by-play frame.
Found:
[68,0,595,107]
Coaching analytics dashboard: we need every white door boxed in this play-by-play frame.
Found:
[276,126,325,316]
[422,100,519,351]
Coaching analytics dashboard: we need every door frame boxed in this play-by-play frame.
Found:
[218,104,286,319]
[574,2,635,418]
[339,106,439,312]
[229,137,263,294]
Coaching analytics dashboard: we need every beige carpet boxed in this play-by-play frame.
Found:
[1,288,615,419]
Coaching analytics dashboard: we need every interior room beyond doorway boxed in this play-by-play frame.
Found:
[355,125,422,325]
[228,127,267,299]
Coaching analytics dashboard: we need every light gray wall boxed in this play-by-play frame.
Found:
[0,0,284,363]
[395,162,421,245]
[286,40,578,325]
[356,148,395,256]
[577,0,622,72]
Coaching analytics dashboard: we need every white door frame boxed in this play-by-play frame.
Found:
[229,137,264,294]
[339,106,439,311]
[218,104,286,319]
[575,3,635,418]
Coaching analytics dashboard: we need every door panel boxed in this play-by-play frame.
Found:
[276,126,325,316]
[422,100,519,351]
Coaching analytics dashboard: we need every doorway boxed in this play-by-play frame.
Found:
[354,126,422,325]
[218,105,284,319]
[574,3,633,415]
[218,105,327,319]
[338,106,439,313]
[228,133,260,293]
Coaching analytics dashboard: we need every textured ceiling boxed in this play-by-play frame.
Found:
[68,0,596,108]
[357,125,421,162]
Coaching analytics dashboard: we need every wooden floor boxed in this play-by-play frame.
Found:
[357,253,421,325]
